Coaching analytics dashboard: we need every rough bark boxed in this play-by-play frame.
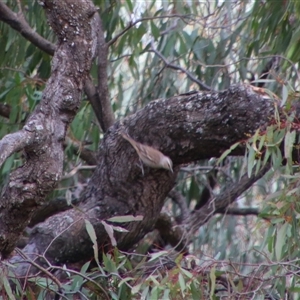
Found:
[10,84,276,275]
[0,0,98,259]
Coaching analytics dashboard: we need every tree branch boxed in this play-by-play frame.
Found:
[155,213,188,253]
[0,2,55,56]
[0,0,98,259]
[107,14,192,47]
[169,189,190,223]
[187,164,270,234]
[215,207,260,216]
[96,15,115,131]
[65,136,97,166]
[150,39,212,91]
[0,130,34,167]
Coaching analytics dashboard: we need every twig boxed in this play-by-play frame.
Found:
[107,14,192,47]
[150,40,212,91]
[187,164,270,233]
[15,248,62,291]
[16,0,23,14]
[65,136,97,165]
[169,189,190,222]
[62,164,96,179]
[215,207,259,216]
[50,264,110,300]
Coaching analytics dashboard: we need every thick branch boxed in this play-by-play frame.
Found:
[0,0,98,259]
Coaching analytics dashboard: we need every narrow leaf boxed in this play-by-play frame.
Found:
[284,130,296,160]
[209,266,216,300]
[217,141,240,164]
[85,219,100,264]
[281,85,288,107]
[179,273,186,295]
[275,223,288,260]
[247,146,256,177]
[148,250,168,262]
[107,215,144,223]
[101,220,117,246]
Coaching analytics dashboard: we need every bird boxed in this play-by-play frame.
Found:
[120,131,173,173]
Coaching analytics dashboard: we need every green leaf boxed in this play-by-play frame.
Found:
[109,225,129,233]
[150,21,160,40]
[209,266,216,300]
[85,219,101,265]
[272,147,283,170]
[125,0,133,11]
[85,219,97,246]
[103,253,117,273]
[281,84,289,107]
[247,145,256,177]
[101,220,117,247]
[2,274,16,300]
[191,282,202,299]
[217,141,241,164]
[149,250,168,262]
[118,277,135,288]
[141,285,150,299]
[150,285,159,300]
[131,283,142,295]
[284,130,296,160]
[71,274,84,292]
[258,133,266,151]
[162,289,170,299]
[263,148,271,166]
[179,273,186,295]
[107,215,143,223]
[80,261,90,274]
[275,222,289,260]
[255,156,262,175]
[180,267,194,279]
